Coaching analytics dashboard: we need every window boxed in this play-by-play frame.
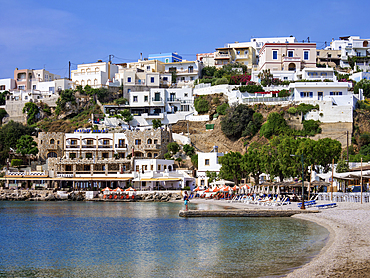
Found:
[33,85,36,90]
[288,51,294,57]
[144,95,148,102]
[50,139,55,144]
[273,51,278,60]
[127,77,132,83]
[244,50,248,55]
[184,93,188,97]
[147,66,151,71]
[317,51,320,56]
[119,153,125,158]
[86,139,93,145]
[284,77,288,80]
[86,153,92,159]
[330,92,343,96]
[18,85,25,90]
[237,51,240,55]
[327,54,332,58]
[103,139,109,146]
[158,165,161,171]
[118,139,125,148]
[57,140,60,145]
[47,152,57,158]
[102,153,109,159]
[71,139,77,145]
[164,165,167,170]
[69,153,76,159]
[190,77,194,81]
[147,153,152,158]
[25,96,28,100]
[150,77,155,83]
[163,77,168,81]
[300,92,313,98]
[147,138,152,144]
[201,180,205,186]
[205,159,210,165]
[151,165,154,170]
[135,139,141,145]
[154,139,158,144]
[165,58,169,63]
[304,51,309,60]
[133,96,138,102]
[127,89,131,94]
[154,153,158,158]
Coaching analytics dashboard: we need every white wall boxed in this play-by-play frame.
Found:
[0,78,16,91]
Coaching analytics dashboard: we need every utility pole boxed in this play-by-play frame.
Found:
[68,61,71,80]
[347,131,349,162]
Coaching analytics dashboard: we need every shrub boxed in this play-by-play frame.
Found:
[194,96,209,114]
[152,119,162,129]
[260,112,289,139]
[278,89,290,97]
[191,154,198,168]
[212,97,220,105]
[11,159,23,167]
[238,84,264,94]
[216,103,229,115]
[287,107,297,114]
[115,98,128,105]
[214,77,229,85]
[302,120,321,135]
[221,104,255,139]
[183,144,195,156]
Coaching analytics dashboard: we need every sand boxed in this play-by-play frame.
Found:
[182,199,370,278]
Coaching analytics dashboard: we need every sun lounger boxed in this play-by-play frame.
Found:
[316,203,337,209]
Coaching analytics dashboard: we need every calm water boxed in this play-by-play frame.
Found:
[0,201,329,278]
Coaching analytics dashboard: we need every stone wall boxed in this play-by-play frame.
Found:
[38,132,65,161]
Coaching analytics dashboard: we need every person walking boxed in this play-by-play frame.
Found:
[184,191,189,211]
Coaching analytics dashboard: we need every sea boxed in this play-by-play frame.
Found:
[0,201,329,278]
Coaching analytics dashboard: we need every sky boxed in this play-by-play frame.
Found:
[0,0,369,79]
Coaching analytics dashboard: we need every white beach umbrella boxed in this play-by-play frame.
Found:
[272,186,276,195]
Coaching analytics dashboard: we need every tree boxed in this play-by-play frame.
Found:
[16,135,38,165]
[167,142,179,156]
[115,98,128,105]
[220,104,256,139]
[206,171,218,183]
[23,102,40,125]
[354,79,370,98]
[0,91,9,105]
[216,103,229,115]
[0,109,7,126]
[194,96,209,114]
[11,159,23,168]
[152,119,162,129]
[313,138,342,172]
[183,144,195,156]
[119,109,133,124]
[242,112,263,138]
[260,112,289,139]
[219,151,244,184]
[242,146,265,185]
[336,159,350,173]
[191,154,198,168]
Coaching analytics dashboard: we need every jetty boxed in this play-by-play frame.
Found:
[179,209,319,217]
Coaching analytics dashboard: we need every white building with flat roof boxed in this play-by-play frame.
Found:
[197,148,224,187]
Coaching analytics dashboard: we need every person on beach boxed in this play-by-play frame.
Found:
[184,191,189,211]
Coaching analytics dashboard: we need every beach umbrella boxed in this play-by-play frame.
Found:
[212,187,220,192]
[125,187,136,191]
[194,186,201,192]
[204,188,211,193]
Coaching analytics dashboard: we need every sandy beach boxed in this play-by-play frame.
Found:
[183,199,370,278]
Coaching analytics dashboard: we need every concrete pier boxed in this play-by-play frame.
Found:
[179,209,319,217]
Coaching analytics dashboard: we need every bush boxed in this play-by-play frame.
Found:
[302,120,321,135]
[167,142,180,155]
[296,103,319,115]
[212,97,220,105]
[194,96,209,114]
[216,103,229,115]
[191,154,198,168]
[278,89,290,97]
[11,159,23,167]
[260,112,289,139]
[183,144,195,156]
[238,84,264,94]
[152,119,162,129]
[164,153,172,160]
[214,77,229,85]
[221,104,256,139]
[115,98,128,105]
[287,107,297,114]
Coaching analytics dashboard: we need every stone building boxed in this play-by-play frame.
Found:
[38,132,65,161]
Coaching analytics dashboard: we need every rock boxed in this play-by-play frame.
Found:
[45,194,55,201]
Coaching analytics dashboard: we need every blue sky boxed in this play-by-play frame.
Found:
[0,0,369,79]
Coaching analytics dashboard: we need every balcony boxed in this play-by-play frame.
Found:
[144,144,161,150]
[115,144,128,149]
[98,145,113,149]
[215,53,231,59]
[82,145,96,149]
[167,98,181,102]
[283,56,301,62]
[142,113,164,119]
[66,145,80,149]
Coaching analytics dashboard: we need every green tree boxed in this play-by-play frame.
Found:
[219,151,244,184]
[221,104,255,139]
[167,142,180,156]
[115,98,128,105]
[242,145,265,185]
[194,96,209,114]
[260,112,289,139]
[336,159,350,173]
[119,109,133,124]
[242,112,263,138]
[183,144,195,156]
[152,119,162,129]
[216,103,229,115]
[354,78,370,98]
[16,135,38,165]
[11,159,23,168]
[314,138,342,172]
[191,154,198,168]
[23,102,39,125]
[0,91,9,105]
[0,108,7,126]
[206,171,218,183]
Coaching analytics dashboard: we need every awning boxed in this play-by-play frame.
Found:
[140,177,182,182]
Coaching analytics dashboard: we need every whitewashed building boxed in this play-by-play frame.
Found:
[197,148,224,187]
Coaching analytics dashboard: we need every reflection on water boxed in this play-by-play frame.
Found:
[0,201,329,278]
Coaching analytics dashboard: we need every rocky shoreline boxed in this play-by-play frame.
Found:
[0,190,183,202]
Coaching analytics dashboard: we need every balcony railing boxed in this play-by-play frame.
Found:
[215,53,231,59]
[66,145,79,148]
[98,145,113,149]
[283,56,301,62]
[167,98,181,102]
[144,144,161,150]
[82,145,95,148]
[152,97,163,102]
[115,144,127,148]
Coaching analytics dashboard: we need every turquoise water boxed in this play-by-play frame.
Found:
[0,201,329,277]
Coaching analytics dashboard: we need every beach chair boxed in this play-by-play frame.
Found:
[316,203,337,209]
